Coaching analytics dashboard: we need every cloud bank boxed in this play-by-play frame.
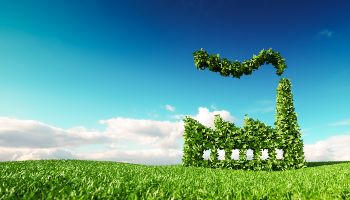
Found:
[0,109,349,164]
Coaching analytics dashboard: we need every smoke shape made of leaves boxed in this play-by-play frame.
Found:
[193,48,287,78]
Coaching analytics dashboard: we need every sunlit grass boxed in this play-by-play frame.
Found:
[0,160,349,199]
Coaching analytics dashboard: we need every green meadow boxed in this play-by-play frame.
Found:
[0,160,349,199]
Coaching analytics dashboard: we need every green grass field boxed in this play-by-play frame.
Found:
[0,160,349,199]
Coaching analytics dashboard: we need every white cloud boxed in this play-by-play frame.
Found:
[304,134,350,161]
[329,119,350,126]
[0,147,77,161]
[99,118,184,149]
[317,29,333,39]
[0,117,105,148]
[0,116,185,164]
[165,105,176,112]
[193,107,236,128]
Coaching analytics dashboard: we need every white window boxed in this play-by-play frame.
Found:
[261,149,269,160]
[276,149,284,160]
[231,149,240,160]
[203,149,210,160]
[218,149,225,160]
[247,149,254,160]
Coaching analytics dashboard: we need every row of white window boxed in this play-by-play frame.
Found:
[202,149,284,160]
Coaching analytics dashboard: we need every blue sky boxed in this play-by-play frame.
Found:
[0,0,350,164]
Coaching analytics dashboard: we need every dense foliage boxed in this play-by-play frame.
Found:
[1,160,349,199]
[183,115,280,170]
[275,78,307,169]
[193,48,287,78]
[184,48,306,170]
[183,78,306,171]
